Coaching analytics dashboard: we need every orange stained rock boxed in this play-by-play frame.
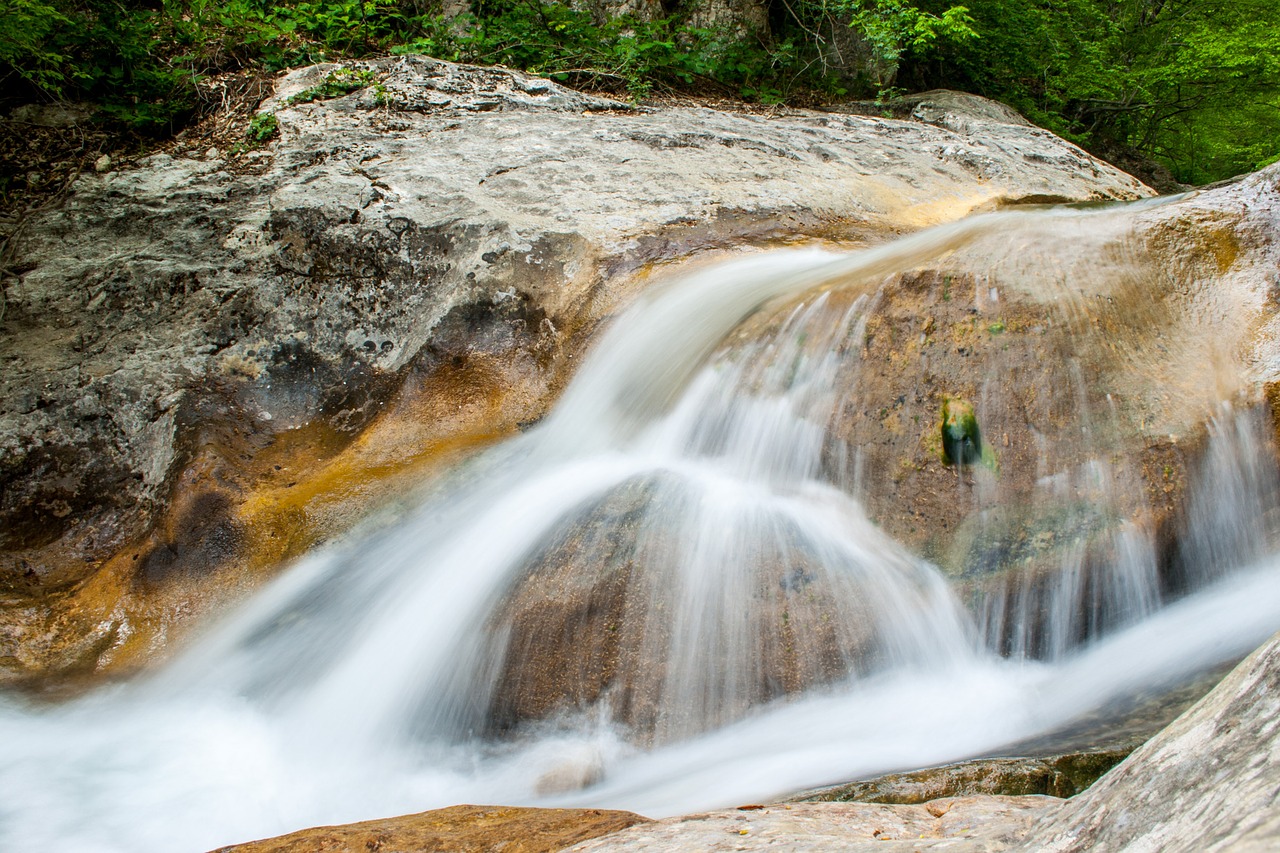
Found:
[207,804,651,853]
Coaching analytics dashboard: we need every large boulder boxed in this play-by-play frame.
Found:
[0,57,1150,684]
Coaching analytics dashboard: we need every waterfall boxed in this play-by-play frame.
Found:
[3,203,1280,852]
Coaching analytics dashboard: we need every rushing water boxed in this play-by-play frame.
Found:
[5,204,1280,852]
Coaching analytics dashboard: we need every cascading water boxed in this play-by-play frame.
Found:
[5,203,1280,852]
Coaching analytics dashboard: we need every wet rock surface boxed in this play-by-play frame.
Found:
[208,804,650,853]
[459,166,1280,738]
[564,797,1059,851]
[796,750,1130,804]
[208,629,1280,850]
[1026,628,1280,852]
[0,57,1151,683]
[779,169,1280,658]
[482,476,882,741]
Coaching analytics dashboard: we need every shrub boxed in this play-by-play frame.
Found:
[246,111,279,141]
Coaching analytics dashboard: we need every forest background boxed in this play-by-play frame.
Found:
[2,0,1278,194]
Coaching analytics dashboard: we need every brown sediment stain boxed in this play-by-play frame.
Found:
[235,356,525,574]
[0,349,568,691]
[893,191,1015,230]
[1265,382,1280,450]
[1147,216,1241,277]
[210,803,651,853]
[0,243,687,690]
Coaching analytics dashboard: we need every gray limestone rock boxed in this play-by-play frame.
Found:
[1023,629,1280,852]
[797,750,1131,804]
[0,56,1150,587]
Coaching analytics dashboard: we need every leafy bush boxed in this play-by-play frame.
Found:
[841,0,977,87]
[0,0,74,94]
[246,111,278,141]
[0,0,1276,182]
[898,0,1280,184]
[392,3,797,101]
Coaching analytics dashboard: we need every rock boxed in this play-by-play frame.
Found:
[818,20,898,90]
[562,797,1060,852]
[796,750,1130,804]
[208,804,650,853]
[481,475,883,741]
[686,0,769,34]
[775,166,1280,658]
[1025,629,1280,852]
[576,631,1280,850]
[6,102,96,128]
[941,396,983,466]
[900,90,1034,135]
[0,57,1151,683]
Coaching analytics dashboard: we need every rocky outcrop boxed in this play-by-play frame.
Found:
[209,804,650,853]
[471,162,1280,736]
[795,165,1280,657]
[0,57,1150,684]
[686,0,769,34]
[1026,628,1280,852]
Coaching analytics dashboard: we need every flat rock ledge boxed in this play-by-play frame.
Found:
[1026,625,1280,852]
[565,797,1057,852]
[208,804,650,853]
[796,750,1131,804]
[581,629,1280,851]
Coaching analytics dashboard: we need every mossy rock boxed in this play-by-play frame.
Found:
[288,68,378,105]
[795,748,1131,804]
[941,396,995,469]
[940,501,1119,578]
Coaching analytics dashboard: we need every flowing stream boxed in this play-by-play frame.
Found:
[5,203,1280,852]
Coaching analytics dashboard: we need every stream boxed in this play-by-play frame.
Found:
[4,202,1280,852]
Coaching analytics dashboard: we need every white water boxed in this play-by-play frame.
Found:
[4,205,1280,852]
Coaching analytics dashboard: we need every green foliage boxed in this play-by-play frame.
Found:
[2,0,199,129]
[904,0,1280,184]
[941,395,996,469]
[0,0,800,128]
[0,0,1275,182]
[288,67,377,103]
[0,0,413,129]
[246,111,279,141]
[392,3,795,101]
[0,0,74,93]
[843,0,976,79]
